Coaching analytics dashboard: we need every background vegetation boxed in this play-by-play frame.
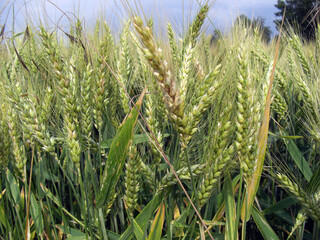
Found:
[275,0,320,40]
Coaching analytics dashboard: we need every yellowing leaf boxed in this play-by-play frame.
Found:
[148,201,165,240]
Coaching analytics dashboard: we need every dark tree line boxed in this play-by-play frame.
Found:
[235,14,272,42]
[211,15,272,44]
[275,0,320,40]
[211,0,320,44]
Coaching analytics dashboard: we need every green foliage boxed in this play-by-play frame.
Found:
[252,207,280,240]
[274,0,319,40]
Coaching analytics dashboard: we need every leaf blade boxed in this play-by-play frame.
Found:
[147,201,165,240]
[133,219,145,240]
[282,137,312,182]
[30,193,44,235]
[252,207,280,240]
[96,89,146,208]
[224,173,237,240]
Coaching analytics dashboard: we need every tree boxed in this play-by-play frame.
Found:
[234,14,272,43]
[274,0,320,40]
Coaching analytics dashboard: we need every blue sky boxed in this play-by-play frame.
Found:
[0,0,279,36]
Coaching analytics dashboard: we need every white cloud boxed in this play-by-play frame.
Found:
[1,0,278,35]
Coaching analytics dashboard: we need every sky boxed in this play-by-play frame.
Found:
[0,0,279,37]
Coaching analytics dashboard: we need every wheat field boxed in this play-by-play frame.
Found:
[0,2,320,240]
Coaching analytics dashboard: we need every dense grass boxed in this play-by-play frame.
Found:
[1,3,320,239]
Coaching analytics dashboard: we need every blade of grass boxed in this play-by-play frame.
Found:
[282,136,312,182]
[147,201,165,240]
[6,169,21,207]
[25,144,35,240]
[262,197,296,215]
[268,131,303,140]
[96,89,146,208]
[224,173,237,240]
[307,166,320,194]
[252,207,280,240]
[56,225,90,239]
[132,219,145,240]
[0,201,6,227]
[39,183,101,238]
[29,193,44,236]
[101,133,170,148]
[195,183,240,240]
[119,193,163,240]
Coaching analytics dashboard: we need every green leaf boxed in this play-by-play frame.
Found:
[262,197,296,215]
[224,173,237,240]
[56,224,86,236]
[282,136,312,181]
[42,172,60,182]
[6,169,20,206]
[147,201,165,240]
[101,133,170,148]
[133,219,146,240]
[307,166,320,194]
[268,131,303,140]
[209,234,225,240]
[0,201,7,227]
[107,231,121,240]
[252,207,280,240]
[40,184,84,228]
[119,193,163,240]
[13,32,24,38]
[96,89,146,208]
[209,182,240,227]
[30,193,44,235]
[66,238,89,240]
[56,224,120,240]
[173,206,190,225]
